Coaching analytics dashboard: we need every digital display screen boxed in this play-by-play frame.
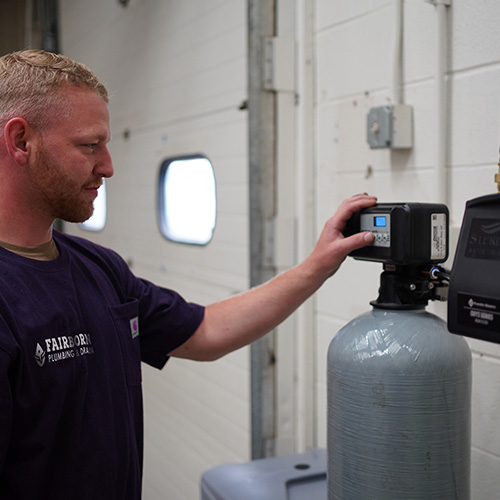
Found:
[374,216,387,227]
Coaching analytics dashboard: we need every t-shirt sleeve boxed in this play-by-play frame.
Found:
[133,278,205,369]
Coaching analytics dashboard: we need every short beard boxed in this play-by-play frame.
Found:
[29,144,97,223]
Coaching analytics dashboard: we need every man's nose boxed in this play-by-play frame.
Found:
[94,147,114,178]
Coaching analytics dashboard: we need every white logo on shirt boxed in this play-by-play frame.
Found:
[34,333,94,366]
[34,343,46,367]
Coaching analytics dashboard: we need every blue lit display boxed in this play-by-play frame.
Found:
[374,216,387,227]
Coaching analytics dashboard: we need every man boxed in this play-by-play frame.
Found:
[0,49,376,499]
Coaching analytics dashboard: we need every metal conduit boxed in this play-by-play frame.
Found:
[247,0,278,460]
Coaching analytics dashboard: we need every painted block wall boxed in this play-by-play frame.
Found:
[314,2,500,500]
[59,1,250,498]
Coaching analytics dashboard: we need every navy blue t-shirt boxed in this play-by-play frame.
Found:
[0,231,204,499]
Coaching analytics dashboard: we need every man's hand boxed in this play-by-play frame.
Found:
[301,193,377,281]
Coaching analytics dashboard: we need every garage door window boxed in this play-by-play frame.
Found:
[158,155,216,245]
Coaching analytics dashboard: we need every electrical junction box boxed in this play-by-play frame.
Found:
[344,203,448,265]
[448,193,500,344]
[367,104,413,149]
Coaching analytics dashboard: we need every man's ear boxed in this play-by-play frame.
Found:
[4,118,35,166]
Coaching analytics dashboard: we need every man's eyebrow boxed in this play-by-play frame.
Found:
[81,130,111,142]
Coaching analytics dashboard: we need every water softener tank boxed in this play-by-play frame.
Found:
[327,306,472,500]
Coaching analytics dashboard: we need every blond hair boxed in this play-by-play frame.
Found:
[0,50,108,130]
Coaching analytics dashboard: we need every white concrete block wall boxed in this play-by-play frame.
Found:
[315,2,500,500]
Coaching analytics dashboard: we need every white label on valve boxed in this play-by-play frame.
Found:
[431,213,447,260]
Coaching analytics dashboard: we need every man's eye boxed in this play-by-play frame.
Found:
[85,143,98,152]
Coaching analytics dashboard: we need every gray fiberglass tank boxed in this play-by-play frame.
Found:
[329,204,472,500]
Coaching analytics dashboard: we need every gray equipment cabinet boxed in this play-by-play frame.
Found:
[200,449,327,500]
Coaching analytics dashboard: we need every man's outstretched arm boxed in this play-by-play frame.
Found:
[170,193,377,361]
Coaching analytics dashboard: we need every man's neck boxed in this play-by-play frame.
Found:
[0,202,54,248]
